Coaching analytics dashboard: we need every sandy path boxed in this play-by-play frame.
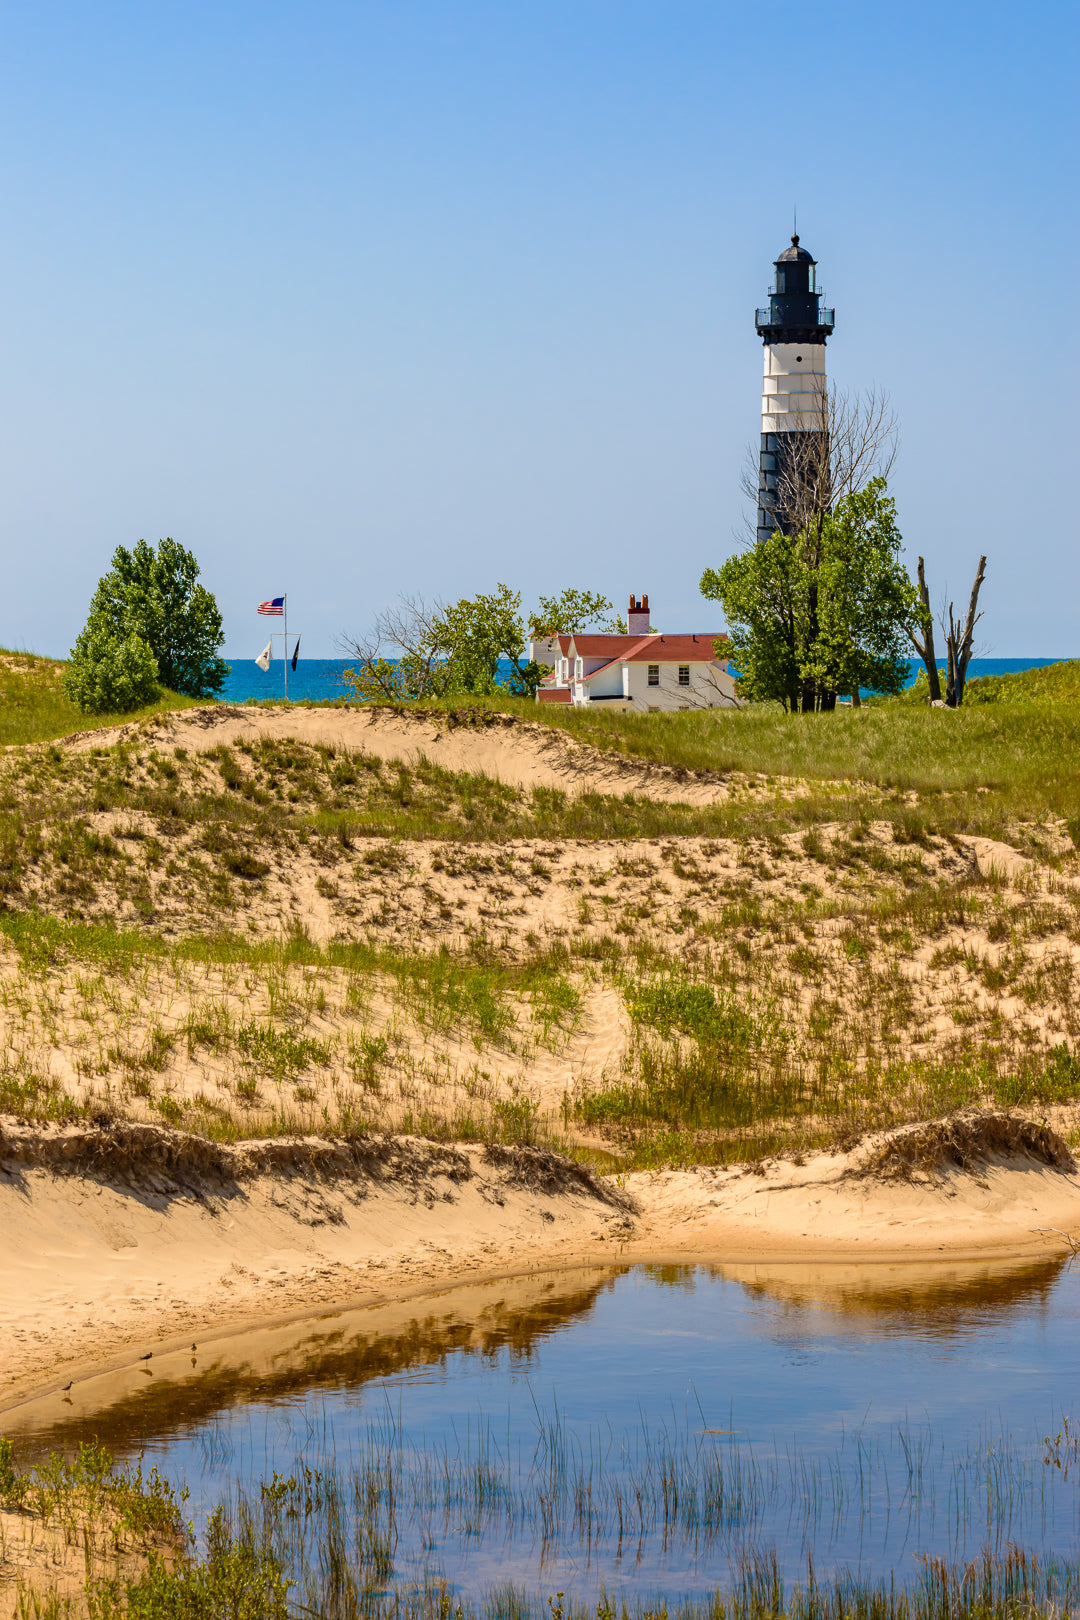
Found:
[2,1119,1077,1419]
[70,704,756,803]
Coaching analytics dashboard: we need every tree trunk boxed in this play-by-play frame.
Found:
[942,555,987,706]
[907,556,942,702]
[953,555,987,706]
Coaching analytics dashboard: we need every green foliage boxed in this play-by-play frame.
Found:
[236,1021,332,1078]
[962,659,1079,705]
[435,583,540,697]
[624,979,756,1050]
[0,1436,29,1508]
[75,538,229,699]
[700,480,919,710]
[0,648,203,745]
[63,619,161,715]
[528,589,627,638]
[343,583,543,701]
[88,1507,291,1620]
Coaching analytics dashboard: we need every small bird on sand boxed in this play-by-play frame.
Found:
[191,1343,197,1351]
[61,1381,73,1392]
[138,1352,152,1362]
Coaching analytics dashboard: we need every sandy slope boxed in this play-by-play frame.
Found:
[1,1118,1077,1420]
[71,703,765,802]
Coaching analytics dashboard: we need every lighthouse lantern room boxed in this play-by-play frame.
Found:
[754,235,836,543]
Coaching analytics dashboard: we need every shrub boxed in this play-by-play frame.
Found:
[74,537,229,700]
[63,617,161,714]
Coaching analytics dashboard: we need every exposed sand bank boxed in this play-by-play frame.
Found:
[2,1115,1077,1419]
[67,702,766,803]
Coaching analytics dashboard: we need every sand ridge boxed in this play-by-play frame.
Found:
[66,702,781,803]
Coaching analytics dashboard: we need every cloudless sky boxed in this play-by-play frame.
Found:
[2,1,1075,659]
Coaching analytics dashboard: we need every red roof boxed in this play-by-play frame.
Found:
[567,635,652,656]
[623,634,728,663]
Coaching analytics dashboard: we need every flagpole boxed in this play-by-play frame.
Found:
[283,595,288,703]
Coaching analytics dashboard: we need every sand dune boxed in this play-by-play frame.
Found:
[1,1114,1077,1418]
[72,702,756,802]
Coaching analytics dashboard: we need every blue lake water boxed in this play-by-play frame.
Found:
[11,1259,1079,1604]
[218,657,1068,706]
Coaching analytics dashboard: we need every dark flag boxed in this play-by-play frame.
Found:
[291,637,301,672]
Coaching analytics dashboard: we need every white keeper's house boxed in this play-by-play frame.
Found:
[531,594,738,711]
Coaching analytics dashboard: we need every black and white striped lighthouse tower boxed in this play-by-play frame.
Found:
[754,235,835,542]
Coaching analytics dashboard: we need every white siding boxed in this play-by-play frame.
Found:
[583,663,625,699]
[761,341,828,436]
[620,661,738,711]
[528,637,562,665]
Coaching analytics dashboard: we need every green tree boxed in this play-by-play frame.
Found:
[340,583,543,701]
[75,538,229,699]
[527,589,627,638]
[436,583,540,696]
[63,621,161,714]
[700,480,919,711]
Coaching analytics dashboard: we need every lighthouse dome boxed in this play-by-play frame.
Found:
[755,231,834,342]
[776,234,815,265]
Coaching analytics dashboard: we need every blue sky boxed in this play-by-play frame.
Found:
[2,1,1075,659]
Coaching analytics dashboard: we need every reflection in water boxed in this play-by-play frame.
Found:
[3,1255,1078,1604]
[4,1266,626,1460]
[714,1254,1065,1337]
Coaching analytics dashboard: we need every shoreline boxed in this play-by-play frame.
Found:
[3,1119,1078,1423]
[2,1234,1073,1424]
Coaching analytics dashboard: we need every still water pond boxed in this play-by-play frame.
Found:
[11,1258,1080,1604]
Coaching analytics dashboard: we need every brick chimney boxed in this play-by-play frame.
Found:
[628,594,651,636]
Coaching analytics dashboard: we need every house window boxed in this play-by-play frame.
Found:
[575,657,583,679]
[647,665,659,687]
[678,665,690,686]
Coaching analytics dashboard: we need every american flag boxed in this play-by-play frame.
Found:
[257,597,285,616]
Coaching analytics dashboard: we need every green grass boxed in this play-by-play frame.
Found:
[0,909,582,1135]
[0,648,206,747]
[393,665,1080,824]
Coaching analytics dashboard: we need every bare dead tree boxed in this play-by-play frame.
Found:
[770,382,899,548]
[943,555,987,707]
[904,555,987,707]
[653,663,742,710]
[907,556,942,703]
[336,593,450,701]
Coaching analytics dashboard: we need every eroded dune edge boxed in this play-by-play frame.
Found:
[2,1111,1078,1415]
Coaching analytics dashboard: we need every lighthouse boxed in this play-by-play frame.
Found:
[754,235,835,543]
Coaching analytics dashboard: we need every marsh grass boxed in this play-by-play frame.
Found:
[13,1408,1079,1620]
[0,1435,189,1618]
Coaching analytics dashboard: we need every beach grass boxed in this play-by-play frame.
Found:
[0,649,205,748]
[3,654,1080,1169]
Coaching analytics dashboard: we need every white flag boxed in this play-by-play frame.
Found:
[255,640,272,671]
